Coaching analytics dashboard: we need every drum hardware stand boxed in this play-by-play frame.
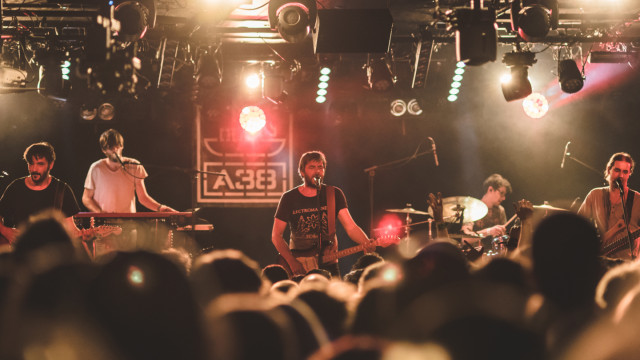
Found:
[364,142,437,237]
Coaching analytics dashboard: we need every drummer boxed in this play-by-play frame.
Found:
[461,174,512,238]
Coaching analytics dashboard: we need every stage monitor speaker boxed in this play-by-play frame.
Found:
[312,9,393,54]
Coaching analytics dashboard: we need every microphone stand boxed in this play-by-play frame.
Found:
[316,181,323,266]
[564,153,604,180]
[363,147,435,237]
[618,184,636,260]
[127,161,225,242]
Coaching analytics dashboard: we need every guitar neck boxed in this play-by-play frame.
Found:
[602,228,640,256]
[321,244,367,264]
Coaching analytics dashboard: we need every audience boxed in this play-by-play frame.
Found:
[5,209,640,360]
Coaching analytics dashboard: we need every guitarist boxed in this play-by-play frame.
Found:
[0,142,83,245]
[578,152,640,260]
[272,151,375,277]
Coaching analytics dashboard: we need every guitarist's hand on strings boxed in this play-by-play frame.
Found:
[363,239,377,253]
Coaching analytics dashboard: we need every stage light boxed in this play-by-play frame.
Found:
[522,92,549,118]
[367,57,394,91]
[390,99,407,117]
[196,52,221,90]
[268,0,316,43]
[245,73,261,89]
[80,105,97,121]
[448,94,458,102]
[510,0,558,42]
[449,88,460,95]
[407,99,423,115]
[98,103,115,121]
[316,67,331,103]
[239,106,266,134]
[114,0,155,42]
[36,49,71,101]
[558,59,584,93]
[588,51,634,63]
[501,50,536,102]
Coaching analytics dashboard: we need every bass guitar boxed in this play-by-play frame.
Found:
[277,235,400,276]
[600,219,640,258]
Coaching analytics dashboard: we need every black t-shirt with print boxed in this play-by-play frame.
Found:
[275,185,347,250]
[0,176,81,227]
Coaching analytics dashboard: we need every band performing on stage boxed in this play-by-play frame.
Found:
[3,136,640,359]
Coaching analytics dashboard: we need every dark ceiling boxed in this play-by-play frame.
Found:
[0,0,639,97]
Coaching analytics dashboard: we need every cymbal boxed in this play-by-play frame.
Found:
[386,207,431,216]
[428,196,488,223]
[533,204,567,212]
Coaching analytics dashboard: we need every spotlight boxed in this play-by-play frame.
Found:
[36,49,71,101]
[558,59,583,94]
[501,50,536,102]
[367,57,394,91]
[268,0,316,43]
[245,73,261,89]
[98,103,115,121]
[195,52,221,90]
[263,72,287,104]
[522,93,549,119]
[114,0,155,42]
[510,0,558,42]
[407,99,423,115]
[588,51,635,64]
[80,105,97,121]
[390,99,407,117]
[239,106,266,135]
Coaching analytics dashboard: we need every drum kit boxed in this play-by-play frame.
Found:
[383,196,567,258]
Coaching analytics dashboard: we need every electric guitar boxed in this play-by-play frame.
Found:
[0,225,122,247]
[600,219,640,258]
[277,235,400,276]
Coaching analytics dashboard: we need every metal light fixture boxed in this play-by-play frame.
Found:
[367,57,394,91]
[510,0,558,42]
[558,59,584,94]
[390,99,407,117]
[268,0,316,43]
[501,50,536,102]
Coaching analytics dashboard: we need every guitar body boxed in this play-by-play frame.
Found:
[600,219,640,259]
[276,235,400,276]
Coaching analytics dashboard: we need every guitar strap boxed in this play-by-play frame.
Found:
[53,178,64,211]
[605,188,635,228]
[327,185,336,238]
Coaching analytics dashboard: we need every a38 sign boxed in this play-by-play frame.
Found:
[202,162,288,203]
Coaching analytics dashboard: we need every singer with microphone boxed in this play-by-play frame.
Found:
[82,129,176,214]
[578,152,640,260]
[272,151,376,277]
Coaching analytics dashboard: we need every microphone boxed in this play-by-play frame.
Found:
[615,178,623,190]
[314,177,322,189]
[561,141,570,169]
[428,137,439,167]
[114,153,126,168]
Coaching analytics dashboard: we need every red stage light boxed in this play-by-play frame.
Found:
[376,214,404,238]
[239,106,266,134]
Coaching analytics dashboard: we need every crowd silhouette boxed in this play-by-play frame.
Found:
[0,208,637,360]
